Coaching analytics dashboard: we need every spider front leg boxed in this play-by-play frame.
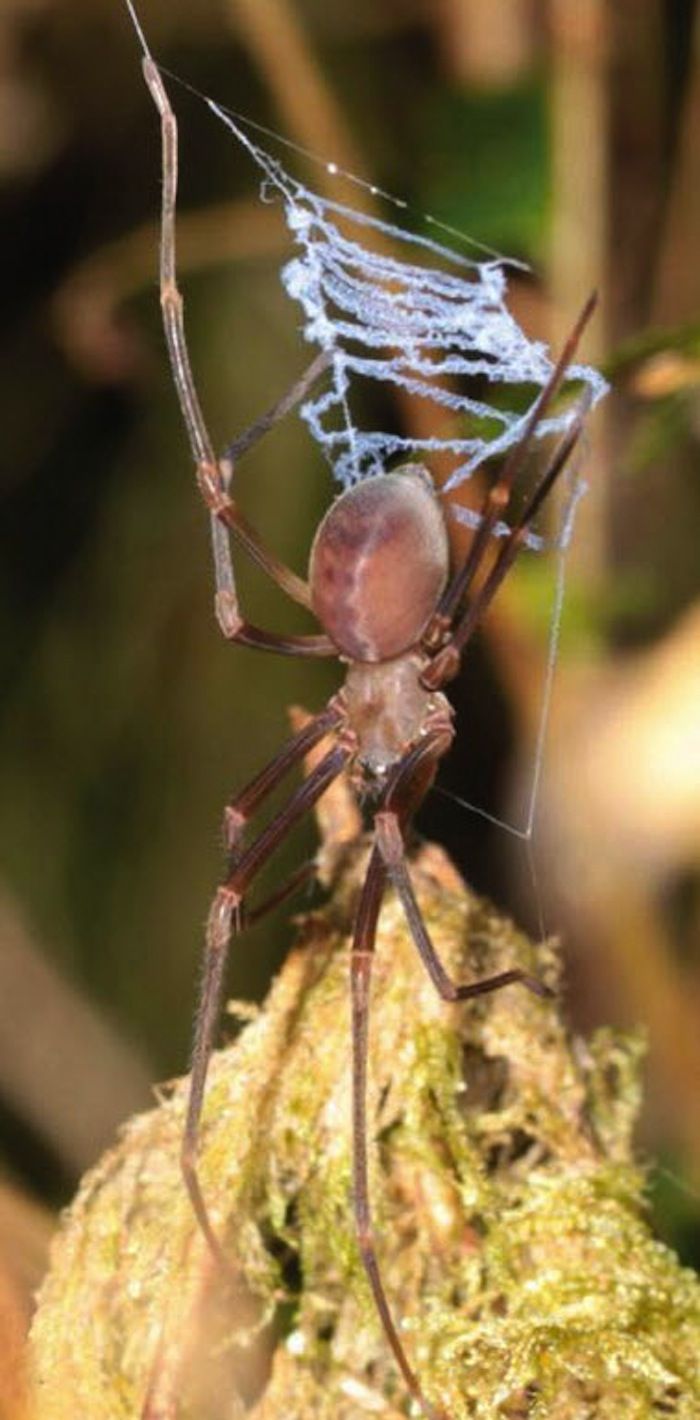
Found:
[423,387,591,693]
[435,292,596,632]
[140,56,335,657]
[182,736,350,1272]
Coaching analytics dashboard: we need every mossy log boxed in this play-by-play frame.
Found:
[30,768,700,1419]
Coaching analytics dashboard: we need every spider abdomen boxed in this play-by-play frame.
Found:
[308,467,450,663]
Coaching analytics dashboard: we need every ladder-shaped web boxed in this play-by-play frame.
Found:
[208,98,606,553]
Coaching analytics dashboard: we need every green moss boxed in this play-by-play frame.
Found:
[31,841,700,1418]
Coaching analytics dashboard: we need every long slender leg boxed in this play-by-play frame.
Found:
[215,348,330,610]
[422,393,589,689]
[222,699,343,853]
[375,809,550,1002]
[218,620,335,657]
[241,857,316,929]
[182,742,350,1272]
[435,292,597,628]
[220,350,331,468]
[449,398,589,658]
[141,56,334,650]
[350,848,445,1420]
[221,701,344,929]
[217,350,330,612]
[350,723,547,1420]
[375,728,550,1000]
[141,1324,178,1420]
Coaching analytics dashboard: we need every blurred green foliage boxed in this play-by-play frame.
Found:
[419,84,548,256]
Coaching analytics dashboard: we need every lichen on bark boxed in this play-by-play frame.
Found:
[30,780,700,1419]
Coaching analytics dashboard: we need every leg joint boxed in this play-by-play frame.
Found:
[197,461,231,516]
[223,805,246,851]
[160,280,182,317]
[215,591,244,640]
[206,887,241,950]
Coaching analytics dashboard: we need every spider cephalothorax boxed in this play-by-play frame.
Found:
[132,35,598,1420]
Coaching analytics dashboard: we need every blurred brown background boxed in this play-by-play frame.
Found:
[0,0,698,1358]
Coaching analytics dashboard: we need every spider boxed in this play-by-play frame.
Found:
[138,52,594,1420]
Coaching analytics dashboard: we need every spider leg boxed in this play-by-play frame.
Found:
[222,701,344,928]
[351,725,552,1419]
[216,348,331,612]
[220,350,331,467]
[436,292,596,629]
[241,857,316,929]
[449,395,589,660]
[378,728,551,1002]
[375,811,551,1003]
[350,731,459,1420]
[350,847,445,1420]
[182,739,350,1273]
[141,58,333,648]
[140,1325,178,1420]
[222,699,343,854]
[423,391,589,689]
